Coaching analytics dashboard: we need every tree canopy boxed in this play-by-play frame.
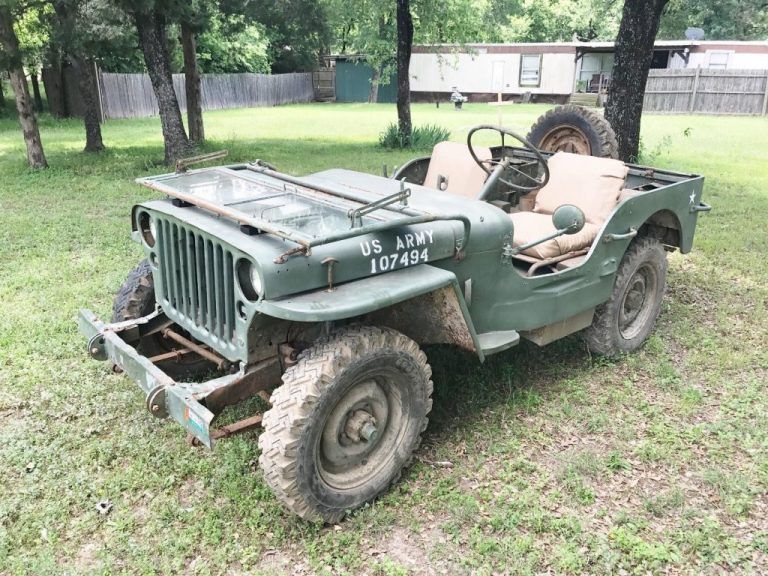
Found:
[4,0,766,80]
[658,0,768,40]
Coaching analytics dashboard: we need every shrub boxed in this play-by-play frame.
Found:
[378,122,451,150]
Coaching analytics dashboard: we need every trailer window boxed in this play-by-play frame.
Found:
[708,51,729,70]
[520,54,542,87]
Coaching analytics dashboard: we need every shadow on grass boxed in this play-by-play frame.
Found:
[424,334,593,438]
[0,136,415,180]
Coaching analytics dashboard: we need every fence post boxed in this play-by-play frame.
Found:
[762,70,768,116]
[689,67,701,113]
[94,62,105,123]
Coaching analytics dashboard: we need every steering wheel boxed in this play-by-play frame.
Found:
[467,125,550,193]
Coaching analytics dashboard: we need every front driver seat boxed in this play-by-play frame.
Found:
[510,152,629,259]
[423,141,492,198]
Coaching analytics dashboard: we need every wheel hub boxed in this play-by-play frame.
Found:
[618,264,658,339]
[539,125,591,155]
[344,409,378,443]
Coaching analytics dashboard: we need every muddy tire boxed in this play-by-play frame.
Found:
[527,105,619,158]
[112,260,212,379]
[258,325,433,523]
[584,237,667,356]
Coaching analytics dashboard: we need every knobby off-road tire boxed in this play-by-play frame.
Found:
[112,259,212,379]
[258,326,433,523]
[527,105,620,159]
[584,237,667,356]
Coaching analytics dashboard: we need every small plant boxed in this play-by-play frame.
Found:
[378,122,451,150]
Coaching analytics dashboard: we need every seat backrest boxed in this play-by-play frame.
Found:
[534,152,628,225]
[423,141,491,199]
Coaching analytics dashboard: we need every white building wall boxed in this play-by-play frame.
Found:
[670,50,768,70]
[409,52,576,95]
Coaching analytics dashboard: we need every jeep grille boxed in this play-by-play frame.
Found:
[156,218,237,345]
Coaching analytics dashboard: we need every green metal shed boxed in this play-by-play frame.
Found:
[335,60,397,103]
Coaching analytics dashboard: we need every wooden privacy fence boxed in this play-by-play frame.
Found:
[99,72,315,119]
[644,69,768,115]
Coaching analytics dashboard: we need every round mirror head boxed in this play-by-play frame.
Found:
[552,204,586,235]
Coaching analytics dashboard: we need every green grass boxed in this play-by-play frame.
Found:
[1,102,767,575]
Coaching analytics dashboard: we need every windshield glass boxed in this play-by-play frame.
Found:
[147,169,377,238]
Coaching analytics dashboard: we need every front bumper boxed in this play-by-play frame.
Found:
[78,309,223,448]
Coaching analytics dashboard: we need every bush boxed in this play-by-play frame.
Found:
[378,123,451,150]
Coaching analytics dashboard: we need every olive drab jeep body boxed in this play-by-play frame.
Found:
[79,108,709,522]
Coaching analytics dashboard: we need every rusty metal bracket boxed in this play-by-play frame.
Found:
[321,257,339,291]
[347,181,411,228]
[189,413,264,446]
[161,328,231,371]
[274,244,310,264]
[175,150,229,173]
[146,385,168,418]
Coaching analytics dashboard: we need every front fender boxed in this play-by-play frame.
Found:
[255,264,484,360]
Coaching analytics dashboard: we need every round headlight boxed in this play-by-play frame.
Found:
[138,211,156,247]
[250,264,263,296]
[149,215,157,243]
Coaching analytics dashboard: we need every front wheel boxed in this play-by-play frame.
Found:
[584,237,667,356]
[258,326,433,523]
[112,259,213,379]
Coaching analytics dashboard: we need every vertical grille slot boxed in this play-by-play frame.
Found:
[154,217,237,345]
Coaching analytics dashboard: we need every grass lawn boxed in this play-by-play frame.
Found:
[1,102,767,575]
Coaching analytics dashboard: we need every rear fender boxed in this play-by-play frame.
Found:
[255,264,484,360]
[608,175,706,253]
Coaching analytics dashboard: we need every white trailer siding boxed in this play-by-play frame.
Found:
[409,51,576,95]
[407,41,768,99]
[671,50,768,70]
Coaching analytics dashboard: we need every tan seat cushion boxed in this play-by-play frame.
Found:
[424,141,491,199]
[618,188,643,203]
[510,211,599,259]
[534,152,628,225]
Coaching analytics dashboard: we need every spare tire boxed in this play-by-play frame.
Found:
[527,105,619,159]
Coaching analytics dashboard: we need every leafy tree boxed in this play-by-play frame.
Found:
[0,1,48,168]
[323,0,487,102]
[80,0,142,72]
[196,13,269,73]
[658,0,768,40]
[13,4,49,110]
[492,0,622,42]
[51,0,106,152]
[229,0,330,73]
[605,0,670,161]
[175,0,215,143]
[115,0,191,165]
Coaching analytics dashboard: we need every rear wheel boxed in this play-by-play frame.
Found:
[527,105,619,158]
[258,325,433,523]
[584,237,667,356]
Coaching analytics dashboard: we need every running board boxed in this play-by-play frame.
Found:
[477,330,520,356]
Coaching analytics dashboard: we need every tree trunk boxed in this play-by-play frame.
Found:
[133,9,190,165]
[395,0,413,145]
[75,58,104,152]
[181,21,204,143]
[0,7,48,169]
[605,0,669,162]
[43,60,67,118]
[368,67,380,103]
[0,74,5,108]
[30,71,44,112]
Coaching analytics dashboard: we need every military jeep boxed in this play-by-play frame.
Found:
[79,112,709,522]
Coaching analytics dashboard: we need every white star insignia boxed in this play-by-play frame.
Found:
[689,192,696,205]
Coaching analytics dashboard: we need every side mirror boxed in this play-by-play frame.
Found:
[552,204,586,235]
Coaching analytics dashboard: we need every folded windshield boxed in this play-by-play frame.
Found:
[139,168,380,239]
